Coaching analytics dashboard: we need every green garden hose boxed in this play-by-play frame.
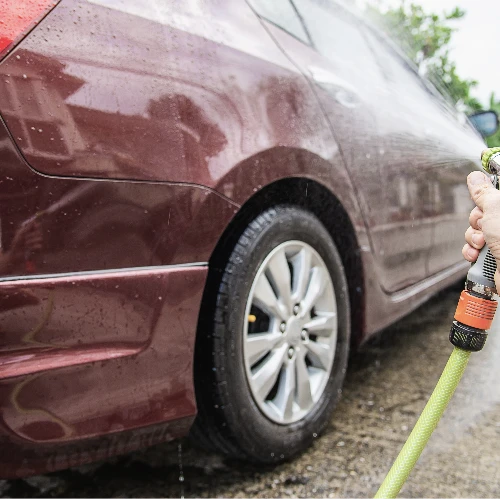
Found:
[374,347,470,498]
[374,148,500,498]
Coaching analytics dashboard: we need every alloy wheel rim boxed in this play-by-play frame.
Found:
[243,240,338,424]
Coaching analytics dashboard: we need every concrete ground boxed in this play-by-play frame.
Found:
[2,281,500,498]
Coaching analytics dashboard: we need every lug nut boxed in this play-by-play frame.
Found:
[301,329,308,341]
[288,347,295,359]
[293,304,300,315]
[280,322,286,333]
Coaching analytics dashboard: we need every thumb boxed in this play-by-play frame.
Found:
[467,171,500,211]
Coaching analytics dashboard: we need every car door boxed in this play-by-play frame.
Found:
[363,29,482,276]
[424,118,482,275]
[250,0,432,292]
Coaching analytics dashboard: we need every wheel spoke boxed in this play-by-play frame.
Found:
[244,241,338,424]
[306,340,333,370]
[273,357,296,420]
[246,331,283,365]
[253,273,287,321]
[266,248,292,314]
[301,266,327,316]
[296,350,313,409]
[291,246,312,303]
[304,313,336,337]
[251,344,287,401]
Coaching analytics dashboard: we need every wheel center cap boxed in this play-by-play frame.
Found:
[287,317,302,346]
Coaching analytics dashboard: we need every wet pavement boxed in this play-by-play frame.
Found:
[2,281,500,498]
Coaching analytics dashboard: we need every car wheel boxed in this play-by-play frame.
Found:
[192,205,350,463]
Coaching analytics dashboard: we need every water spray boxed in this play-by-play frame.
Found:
[374,147,500,498]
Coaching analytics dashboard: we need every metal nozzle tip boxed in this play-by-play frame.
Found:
[481,147,500,174]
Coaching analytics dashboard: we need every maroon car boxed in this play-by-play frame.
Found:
[0,0,495,478]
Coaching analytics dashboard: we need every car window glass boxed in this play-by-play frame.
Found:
[364,31,427,92]
[88,0,285,64]
[363,29,459,119]
[247,0,310,44]
[293,0,383,86]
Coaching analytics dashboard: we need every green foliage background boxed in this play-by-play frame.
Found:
[486,94,500,147]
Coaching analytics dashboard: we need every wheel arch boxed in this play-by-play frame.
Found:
[200,176,365,347]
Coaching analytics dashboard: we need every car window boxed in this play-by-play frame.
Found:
[362,27,461,120]
[292,0,383,85]
[246,0,311,45]
[363,30,427,93]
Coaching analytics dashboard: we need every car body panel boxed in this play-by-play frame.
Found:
[0,0,369,270]
[0,263,206,478]
[0,0,339,185]
[0,116,238,278]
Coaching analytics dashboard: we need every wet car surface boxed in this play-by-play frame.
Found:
[2,281,499,498]
[2,0,492,473]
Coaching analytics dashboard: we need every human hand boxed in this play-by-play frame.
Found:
[463,170,500,291]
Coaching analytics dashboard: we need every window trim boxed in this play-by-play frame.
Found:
[245,0,313,47]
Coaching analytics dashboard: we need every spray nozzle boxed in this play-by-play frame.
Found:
[481,147,500,175]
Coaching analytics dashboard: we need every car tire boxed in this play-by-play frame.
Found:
[191,205,350,463]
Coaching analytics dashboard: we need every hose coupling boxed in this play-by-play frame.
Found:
[449,321,488,351]
[450,290,498,351]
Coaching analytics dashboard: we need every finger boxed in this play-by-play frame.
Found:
[467,171,500,211]
[469,206,484,230]
[465,226,485,249]
[462,243,479,262]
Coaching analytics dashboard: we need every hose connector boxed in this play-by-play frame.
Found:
[449,321,487,352]
[450,290,498,351]
[454,290,497,330]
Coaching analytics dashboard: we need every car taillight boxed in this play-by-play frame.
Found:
[0,0,59,59]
